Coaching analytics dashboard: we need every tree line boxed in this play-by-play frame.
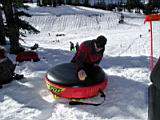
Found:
[36,0,160,14]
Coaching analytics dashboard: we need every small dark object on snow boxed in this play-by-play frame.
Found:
[56,33,65,37]
[30,43,39,50]
[140,34,142,38]
[13,73,24,80]
[119,13,124,24]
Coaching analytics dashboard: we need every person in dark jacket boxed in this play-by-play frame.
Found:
[75,42,79,52]
[69,41,75,52]
[71,35,107,81]
[0,46,24,88]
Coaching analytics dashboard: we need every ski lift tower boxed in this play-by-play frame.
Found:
[144,14,160,70]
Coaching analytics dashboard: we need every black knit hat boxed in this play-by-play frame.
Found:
[95,35,107,48]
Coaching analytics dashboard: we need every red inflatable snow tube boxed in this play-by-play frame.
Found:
[45,63,108,99]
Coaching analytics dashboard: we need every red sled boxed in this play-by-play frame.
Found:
[16,51,40,62]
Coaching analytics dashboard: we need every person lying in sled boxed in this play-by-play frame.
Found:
[71,35,107,81]
[0,46,24,89]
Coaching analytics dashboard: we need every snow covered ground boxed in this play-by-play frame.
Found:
[1,4,160,120]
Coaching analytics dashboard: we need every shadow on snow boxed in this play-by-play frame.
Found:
[0,48,150,119]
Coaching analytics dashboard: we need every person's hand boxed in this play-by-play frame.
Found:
[78,70,87,81]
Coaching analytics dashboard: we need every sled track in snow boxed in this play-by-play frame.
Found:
[23,14,119,32]
[117,30,150,56]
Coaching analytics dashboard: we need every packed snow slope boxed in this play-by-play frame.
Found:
[1,4,160,120]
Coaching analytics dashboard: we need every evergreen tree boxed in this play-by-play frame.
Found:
[42,0,48,6]
[66,0,72,5]
[84,0,89,6]
[95,0,106,9]
[2,0,40,54]
[41,0,58,7]
[127,0,141,12]
[127,0,134,12]
[57,0,64,5]
[74,0,80,5]
[52,0,57,7]
[47,0,52,6]
[37,0,41,6]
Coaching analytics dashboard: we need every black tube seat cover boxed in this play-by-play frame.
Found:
[46,63,106,87]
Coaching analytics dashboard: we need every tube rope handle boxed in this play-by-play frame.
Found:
[69,89,106,106]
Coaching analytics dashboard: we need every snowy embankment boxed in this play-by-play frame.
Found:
[1,4,159,120]
[23,5,119,50]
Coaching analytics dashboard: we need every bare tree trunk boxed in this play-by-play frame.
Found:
[0,7,6,45]
[74,0,80,5]
[42,0,48,6]
[53,0,57,7]
[84,0,89,6]
[58,0,64,5]
[3,0,23,54]
[37,0,41,6]
[66,0,72,5]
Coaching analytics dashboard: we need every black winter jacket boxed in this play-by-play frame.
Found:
[0,57,16,85]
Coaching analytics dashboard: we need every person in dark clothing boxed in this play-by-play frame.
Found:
[149,57,160,120]
[119,13,124,24]
[71,35,107,81]
[69,41,75,52]
[75,42,79,52]
[0,46,24,88]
